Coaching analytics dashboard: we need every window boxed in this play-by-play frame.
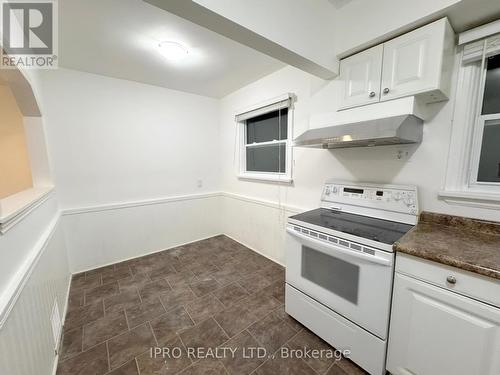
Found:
[440,28,500,207]
[470,54,500,186]
[236,94,293,183]
[245,108,288,173]
[481,54,500,115]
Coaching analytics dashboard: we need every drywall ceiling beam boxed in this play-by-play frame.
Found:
[144,0,339,79]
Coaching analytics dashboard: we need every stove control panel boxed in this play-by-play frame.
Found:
[321,181,419,219]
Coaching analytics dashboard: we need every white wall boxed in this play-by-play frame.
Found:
[37,68,221,209]
[34,69,223,272]
[218,62,500,263]
[24,116,53,188]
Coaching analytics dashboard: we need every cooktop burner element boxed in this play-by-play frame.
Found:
[290,208,414,245]
[288,180,419,252]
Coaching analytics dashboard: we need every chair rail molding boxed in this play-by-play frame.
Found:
[61,191,222,216]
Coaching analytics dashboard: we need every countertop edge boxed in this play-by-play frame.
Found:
[393,241,500,281]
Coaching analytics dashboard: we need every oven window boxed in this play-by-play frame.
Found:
[301,246,359,304]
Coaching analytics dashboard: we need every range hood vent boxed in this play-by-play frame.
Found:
[294,114,423,149]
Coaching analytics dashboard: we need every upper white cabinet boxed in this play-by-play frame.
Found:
[387,254,500,375]
[381,18,455,103]
[339,18,455,110]
[339,45,383,109]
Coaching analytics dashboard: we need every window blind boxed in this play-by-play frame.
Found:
[462,33,500,64]
[235,96,291,122]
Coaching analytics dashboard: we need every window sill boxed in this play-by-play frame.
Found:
[438,190,500,210]
[237,173,293,184]
[0,186,54,234]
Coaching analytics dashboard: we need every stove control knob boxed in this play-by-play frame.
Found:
[325,187,331,195]
[332,186,338,194]
[393,192,402,201]
[404,197,415,206]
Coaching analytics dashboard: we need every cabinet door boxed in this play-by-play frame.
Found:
[380,19,445,101]
[338,45,383,109]
[387,273,500,375]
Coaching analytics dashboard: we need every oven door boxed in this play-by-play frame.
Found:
[285,224,394,339]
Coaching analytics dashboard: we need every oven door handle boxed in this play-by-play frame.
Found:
[286,227,392,267]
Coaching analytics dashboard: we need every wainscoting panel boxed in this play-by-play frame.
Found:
[0,221,70,375]
[220,193,305,265]
[62,193,223,273]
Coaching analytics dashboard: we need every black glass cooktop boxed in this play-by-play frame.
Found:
[290,208,414,245]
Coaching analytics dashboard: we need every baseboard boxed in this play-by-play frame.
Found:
[60,274,72,330]
[72,233,225,274]
[51,353,59,375]
[3,191,293,375]
[71,232,284,277]
[223,233,285,267]
[50,273,72,375]
[63,190,296,274]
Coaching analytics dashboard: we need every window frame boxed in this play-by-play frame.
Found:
[440,44,500,208]
[236,94,294,184]
[468,113,500,190]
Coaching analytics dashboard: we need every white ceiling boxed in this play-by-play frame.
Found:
[59,0,284,98]
[445,0,500,32]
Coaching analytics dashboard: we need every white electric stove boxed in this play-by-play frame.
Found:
[285,180,419,375]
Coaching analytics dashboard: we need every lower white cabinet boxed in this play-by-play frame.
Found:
[387,257,500,375]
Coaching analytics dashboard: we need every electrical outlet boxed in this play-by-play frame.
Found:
[197,179,203,188]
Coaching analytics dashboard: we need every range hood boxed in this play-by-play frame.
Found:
[294,97,425,149]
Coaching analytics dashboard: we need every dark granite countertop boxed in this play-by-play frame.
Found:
[394,211,500,280]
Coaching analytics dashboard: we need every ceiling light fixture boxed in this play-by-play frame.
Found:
[158,41,189,61]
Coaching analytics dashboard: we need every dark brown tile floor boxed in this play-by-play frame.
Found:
[57,235,367,375]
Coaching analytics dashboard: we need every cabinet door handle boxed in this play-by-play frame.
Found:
[446,276,457,284]
[383,88,390,94]
[369,91,376,98]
